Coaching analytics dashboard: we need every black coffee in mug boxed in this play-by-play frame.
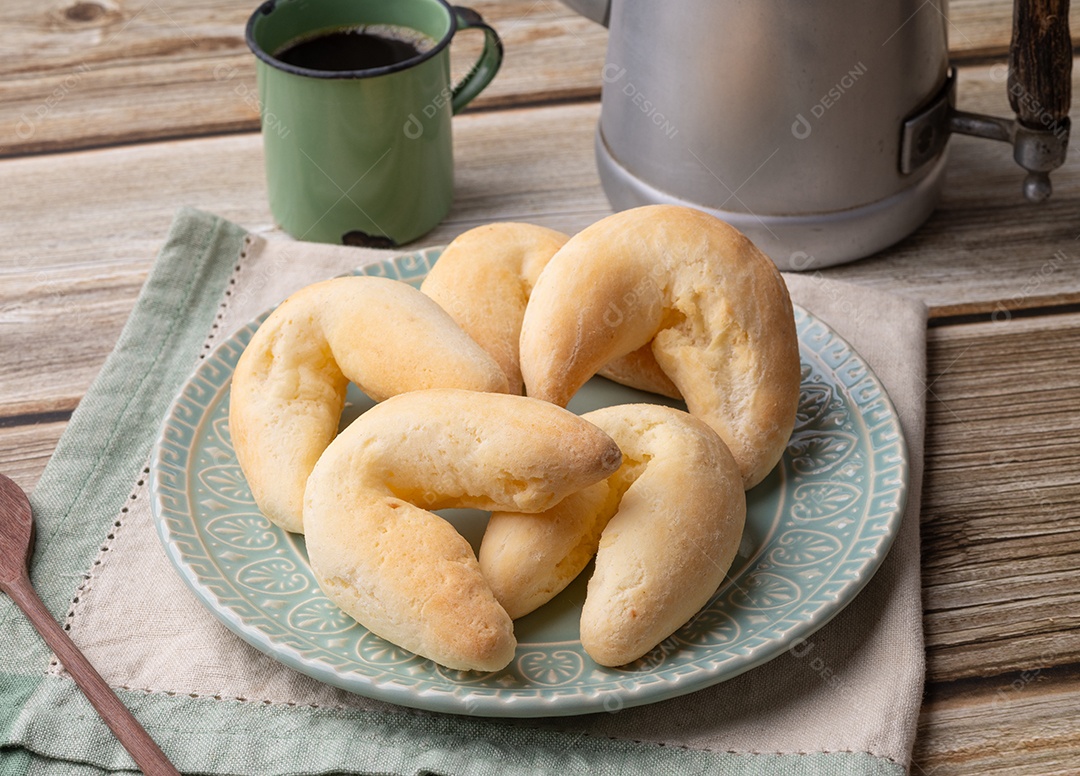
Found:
[274,24,435,71]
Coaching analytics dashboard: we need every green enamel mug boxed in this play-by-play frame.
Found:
[246,0,502,246]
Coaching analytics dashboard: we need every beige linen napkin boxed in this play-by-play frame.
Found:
[43,216,925,774]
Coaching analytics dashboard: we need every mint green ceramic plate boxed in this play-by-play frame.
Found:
[150,248,908,718]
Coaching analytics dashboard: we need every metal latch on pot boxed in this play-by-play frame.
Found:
[900,67,1071,203]
[899,70,957,177]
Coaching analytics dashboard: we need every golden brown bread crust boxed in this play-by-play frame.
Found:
[420,223,569,395]
[480,404,745,667]
[578,405,745,666]
[302,389,623,672]
[421,221,679,399]
[229,276,508,534]
[479,477,621,621]
[519,205,800,488]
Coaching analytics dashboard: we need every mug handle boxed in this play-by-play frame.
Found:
[450,6,504,115]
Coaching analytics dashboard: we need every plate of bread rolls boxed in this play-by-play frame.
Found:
[151,206,908,717]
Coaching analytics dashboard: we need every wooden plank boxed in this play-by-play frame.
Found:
[0,258,148,420]
[914,665,1080,775]
[0,102,610,415]
[2,0,1075,157]
[0,0,608,156]
[0,420,67,493]
[922,312,1080,682]
[3,282,1080,769]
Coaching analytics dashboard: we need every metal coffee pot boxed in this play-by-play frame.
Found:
[563,0,1072,269]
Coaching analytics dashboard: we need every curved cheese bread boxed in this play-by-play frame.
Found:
[303,389,623,672]
[480,404,746,666]
[229,276,508,534]
[420,223,568,394]
[519,205,801,488]
[421,222,680,398]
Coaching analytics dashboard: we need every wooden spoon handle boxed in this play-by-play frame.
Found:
[3,573,181,775]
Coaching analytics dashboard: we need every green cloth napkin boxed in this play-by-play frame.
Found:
[0,208,926,775]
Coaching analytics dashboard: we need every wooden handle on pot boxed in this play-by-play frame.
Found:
[1008,0,1072,129]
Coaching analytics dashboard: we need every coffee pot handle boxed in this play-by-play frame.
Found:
[937,0,1071,201]
[1005,0,1072,201]
[1009,0,1072,130]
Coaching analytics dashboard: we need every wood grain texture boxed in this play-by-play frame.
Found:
[0,0,608,156]
[0,474,35,585]
[2,3,1078,769]
[950,0,1079,61]
[923,312,1080,683]
[0,420,68,493]
[2,309,1079,776]
[1,474,179,768]
[823,62,1080,318]
[2,60,1079,419]
[914,665,1080,775]
[1008,0,1073,124]
[1,58,1079,771]
[2,0,1076,156]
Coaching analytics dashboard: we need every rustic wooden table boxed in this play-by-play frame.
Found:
[2,1,1078,772]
